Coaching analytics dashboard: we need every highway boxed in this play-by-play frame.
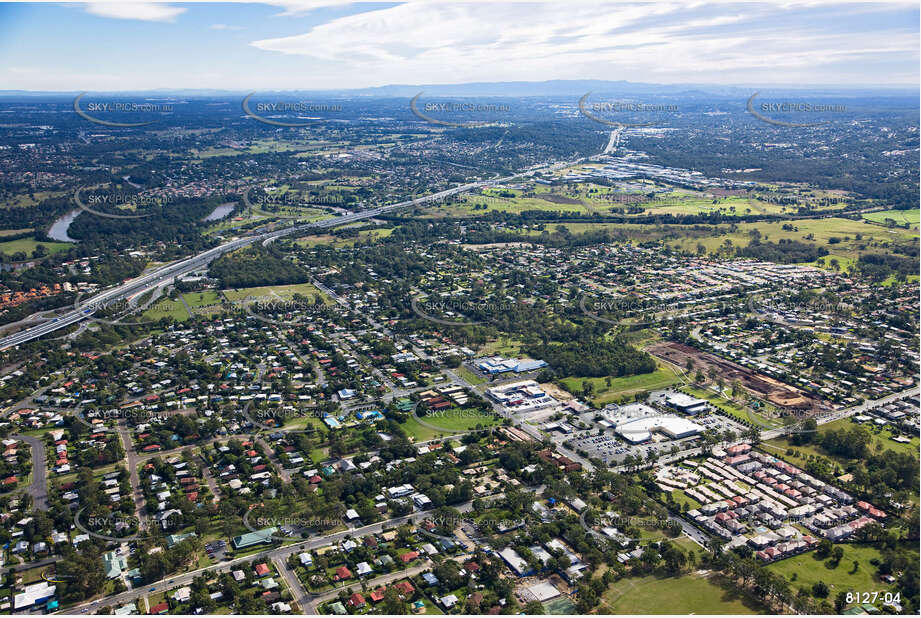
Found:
[0,161,575,352]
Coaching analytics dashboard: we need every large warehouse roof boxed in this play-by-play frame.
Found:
[615,415,703,443]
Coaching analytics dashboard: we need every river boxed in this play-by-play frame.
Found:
[204,202,235,222]
[48,209,82,242]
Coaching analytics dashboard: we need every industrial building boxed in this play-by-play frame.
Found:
[614,411,704,444]
[664,392,709,415]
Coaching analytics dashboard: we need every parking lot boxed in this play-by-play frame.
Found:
[546,388,750,467]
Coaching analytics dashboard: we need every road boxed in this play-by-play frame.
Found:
[760,386,919,440]
[59,492,496,615]
[303,562,434,615]
[273,556,310,613]
[115,425,148,531]
[11,434,48,511]
[0,162,567,352]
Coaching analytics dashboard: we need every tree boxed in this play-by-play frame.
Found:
[816,539,833,559]
[812,581,829,598]
[381,586,408,614]
[523,601,545,614]
[835,591,849,613]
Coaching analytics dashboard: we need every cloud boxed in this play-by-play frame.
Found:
[84,2,186,23]
[210,23,244,31]
[246,2,919,86]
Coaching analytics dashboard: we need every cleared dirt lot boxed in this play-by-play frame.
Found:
[648,341,825,411]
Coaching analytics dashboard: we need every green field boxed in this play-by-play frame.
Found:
[454,365,486,385]
[560,365,681,405]
[667,217,918,260]
[221,282,332,304]
[0,237,72,256]
[765,543,911,602]
[399,409,501,442]
[477,335,526,357]
[182,290,222,308]
[681,385,784,429]
[862,209,920,226]
[295,227,394,248]
[423,177,851,221]
[643,194,790,218]
[668,488,703,511]
[139,297,190,321]
[419,409,503,431]
[597,573,764,614]
[765,417,920,464]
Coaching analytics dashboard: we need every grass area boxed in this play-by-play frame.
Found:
[418,409,503,432]
[3,191,67,209]
[477,335,526,357]
[140,297,191,322]
[309,445,329,465]
[0,237,72,256]
[453,215,917,272]
[138,291,226,322]
[666,217,918,261]
[644,194,789,218]
[400,410,502,442]
[182,290,222,308]
[765,417,920,464]
[862,209,920,226]
[453,365,486,385]
[765,543,912,601]
[758,440,829,471]
[596,572,764,614]
[682,384,783,429]
[426,182,812,220]
[668,488,703,511]
[822,418,920,459]
[295,227,395,248]
[805,254,856,273]
[397,415,458,442]
[221,282,332,304]
[560,365,681,405]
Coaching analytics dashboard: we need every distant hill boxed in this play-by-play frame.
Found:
[0,80,915,99]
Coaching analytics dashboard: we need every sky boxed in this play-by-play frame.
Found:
[0,1,918,91]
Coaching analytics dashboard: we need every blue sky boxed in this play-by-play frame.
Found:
[0,1,917,90]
